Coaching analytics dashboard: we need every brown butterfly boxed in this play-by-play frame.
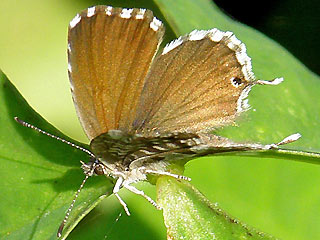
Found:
[15,5,300,237]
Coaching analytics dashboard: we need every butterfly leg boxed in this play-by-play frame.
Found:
[113,177,131,216]
[144,169,191,181]
[123,183,161,210]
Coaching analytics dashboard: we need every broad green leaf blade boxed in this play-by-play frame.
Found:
[157,177,276,240]
[0,71,113,239]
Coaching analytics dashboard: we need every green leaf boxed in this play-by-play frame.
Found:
[0,71,113,239]
[157,177,276,240]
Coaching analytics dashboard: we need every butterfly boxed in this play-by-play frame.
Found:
[15,5,300,237]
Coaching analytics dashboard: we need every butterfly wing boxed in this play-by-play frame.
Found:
[68,6,164,140]
[133,29,256,135]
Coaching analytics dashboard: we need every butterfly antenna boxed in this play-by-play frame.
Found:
[104,211,123,239]
[57,161,97,237]
[14,117,96,158]
[14,117,98,237]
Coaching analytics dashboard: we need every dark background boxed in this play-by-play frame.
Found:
[215,0,320,76]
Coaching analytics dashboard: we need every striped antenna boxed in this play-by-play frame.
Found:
[57,161,97,237]
[14,117,96,158]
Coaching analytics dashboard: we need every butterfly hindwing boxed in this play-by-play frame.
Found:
[133,29,256,135]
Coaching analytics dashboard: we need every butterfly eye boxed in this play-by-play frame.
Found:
[94,166,104,175]
[231,77,243,87]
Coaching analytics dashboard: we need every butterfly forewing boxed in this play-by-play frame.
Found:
[68,6,164,140]
[133,30,255,135]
